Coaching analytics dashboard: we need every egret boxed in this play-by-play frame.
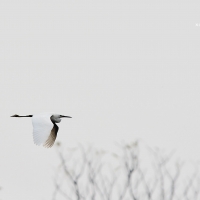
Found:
[11,113,72,148]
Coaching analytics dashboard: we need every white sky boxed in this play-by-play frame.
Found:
[0,1,200,199]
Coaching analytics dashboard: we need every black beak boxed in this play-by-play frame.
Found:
[60,115,72,118]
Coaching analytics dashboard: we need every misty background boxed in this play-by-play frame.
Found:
[0,1,200,199]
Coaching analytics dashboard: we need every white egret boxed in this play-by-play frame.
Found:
[11,113,72,148]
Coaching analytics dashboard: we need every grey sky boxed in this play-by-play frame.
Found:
[0,1,200,199]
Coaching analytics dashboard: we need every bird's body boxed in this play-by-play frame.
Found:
[11,113,71,148]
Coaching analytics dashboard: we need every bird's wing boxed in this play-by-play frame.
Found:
[32,114,54,146]
[43,124,58,148]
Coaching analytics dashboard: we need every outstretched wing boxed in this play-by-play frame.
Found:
[32,114,54,146]
[43,124,59,148]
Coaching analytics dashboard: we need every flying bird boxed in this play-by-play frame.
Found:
[11,113,72,148]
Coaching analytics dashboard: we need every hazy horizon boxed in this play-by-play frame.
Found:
[0,1,200,199]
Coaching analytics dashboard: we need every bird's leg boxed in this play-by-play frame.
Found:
[10,114,33,117]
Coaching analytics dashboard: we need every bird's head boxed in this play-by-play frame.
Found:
[51,114,72,123]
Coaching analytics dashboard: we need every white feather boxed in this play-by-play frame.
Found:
[32,113,53,146]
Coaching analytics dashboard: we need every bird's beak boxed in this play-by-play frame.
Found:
[60,115,72,118]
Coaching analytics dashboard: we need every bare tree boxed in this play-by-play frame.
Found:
[52,141,199,200]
